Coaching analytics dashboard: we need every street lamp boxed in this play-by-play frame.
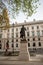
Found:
[12,23,14,53]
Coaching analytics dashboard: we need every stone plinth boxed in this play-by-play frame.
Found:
[19,39,29,61]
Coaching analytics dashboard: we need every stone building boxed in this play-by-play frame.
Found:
[0,20,43,54]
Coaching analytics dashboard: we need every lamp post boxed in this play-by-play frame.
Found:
[12,23,14,53]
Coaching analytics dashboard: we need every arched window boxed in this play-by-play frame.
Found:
[38,38,40,40]
[28,39,30,41]
[12,39,14,42]
[0,40,1,43]
[37,26,39,29]
[16,39,18,42]
[28,43,30,47]
[32,31,35,36]
[27,32,29,36]
[32,26,34,29]
[16,43,18,47]
[16,28,18,31]
[39,42,41,46]
[33,43,36,47]
[0,44,2,49]
[0,40,2,49]
[33,38,35,41]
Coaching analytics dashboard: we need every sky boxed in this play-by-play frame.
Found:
[10,0,43,24]
[1,0,43,24]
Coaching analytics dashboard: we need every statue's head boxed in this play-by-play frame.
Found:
[22,25,24,28]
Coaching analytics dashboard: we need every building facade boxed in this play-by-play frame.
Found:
[0,20,43,54]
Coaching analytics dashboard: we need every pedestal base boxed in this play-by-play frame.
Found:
[19,40,29,61]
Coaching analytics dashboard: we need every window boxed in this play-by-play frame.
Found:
[37,26,39,29]
[12,28,14,32]
[38,38,40,40]
[27,32,29,36]
[28,39,30,41]
[16,33,18,37]
[7,33,9,38]
[16,43,18,47]
[0,44,2,49]
[32,31,35,36]
[12,43,14,47]
[33,43,36,47]
[12,33,14,38]
[0,40,2,49]
[0,40,1,43]
[33,38,35,41]
[32,26,34,29]
[42,30,43,36]
[39,42,41,46]
[37,31,40,36]
[16,28,18,31]
[12,33,14,35]
[28,43,30,47]
[7,29,9,32]
[12,39,14,42]
[16,39,18,42]
[12,35,14,38]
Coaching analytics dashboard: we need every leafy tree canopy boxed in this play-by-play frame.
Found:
[7,0,39,17]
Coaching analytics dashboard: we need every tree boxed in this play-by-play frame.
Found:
[5,0,39,17]
[0,15,3,22]
[0,8,10,30]
[3,8,9,23]
[2,8,10,29]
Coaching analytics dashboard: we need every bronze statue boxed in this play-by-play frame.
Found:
[20,25,26,39]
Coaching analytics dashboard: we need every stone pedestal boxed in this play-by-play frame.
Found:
[19,39,29,61]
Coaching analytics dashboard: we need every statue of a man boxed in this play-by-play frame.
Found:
[20,25,26,39]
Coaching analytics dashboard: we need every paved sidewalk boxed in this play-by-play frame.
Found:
[0,56,19,61]
[0,55,43,61]
[0,56,43,65]
[0,60,43,65]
